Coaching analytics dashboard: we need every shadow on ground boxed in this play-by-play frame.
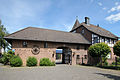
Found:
[95,73,120,80]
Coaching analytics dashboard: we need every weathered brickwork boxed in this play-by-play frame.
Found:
[12,40,89,66]
[76,25,92,42]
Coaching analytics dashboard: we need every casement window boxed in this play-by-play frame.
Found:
[82,29,84,34]
[44,42,48,48]
[23,41,27,47]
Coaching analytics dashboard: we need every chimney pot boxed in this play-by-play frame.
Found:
[85,17,90,24]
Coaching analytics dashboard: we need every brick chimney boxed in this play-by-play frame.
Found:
[85,17,90,24]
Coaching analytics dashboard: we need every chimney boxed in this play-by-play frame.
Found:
[85,17,90,24]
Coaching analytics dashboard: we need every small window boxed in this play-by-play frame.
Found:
[23,41,27,47]
[82,29,84,34]
[84,55,87,59]
[77,55,80,59]
[44,42,48,48]
[84,46,87,50]
[76,46,80,50]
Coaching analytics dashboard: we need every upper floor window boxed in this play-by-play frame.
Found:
[82,29,84,34]
[76,46,80,50]
[84,46,87,50]
[94,37,98,43]
[23,41,27,47]
[44,42,48,48]
[101,38,105,42]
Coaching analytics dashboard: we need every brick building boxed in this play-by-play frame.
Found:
[5,17,118,66]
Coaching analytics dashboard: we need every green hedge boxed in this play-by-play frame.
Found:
[10,55,23,67]
[0,50,15,65]
[39,58,55,66]
[26,57,37,67]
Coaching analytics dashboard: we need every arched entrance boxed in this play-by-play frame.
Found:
[56,47,72,64]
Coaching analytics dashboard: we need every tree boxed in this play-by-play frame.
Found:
[88,42,111,57]
[113,40,120,57]
[0,20,9,52]
[88,42,111,65]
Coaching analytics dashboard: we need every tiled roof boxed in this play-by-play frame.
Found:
[5,27,91,44]
[71,22,118,39]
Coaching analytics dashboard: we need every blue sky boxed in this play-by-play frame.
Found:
[0,0,120,37]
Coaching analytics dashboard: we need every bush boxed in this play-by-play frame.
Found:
[26,57,37,67]
[103,61,108,66]
[88,43,111,57]
[113,40,120,57]
[8,50,15,55]
[0,50,15,65]
[10,55,23,67]
[40,58,55,66]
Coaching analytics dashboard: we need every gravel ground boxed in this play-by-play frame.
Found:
[0,64,120,80]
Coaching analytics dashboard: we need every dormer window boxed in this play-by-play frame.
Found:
[82,29,84,34]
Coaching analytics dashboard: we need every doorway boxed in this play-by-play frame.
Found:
[56,47,72,64]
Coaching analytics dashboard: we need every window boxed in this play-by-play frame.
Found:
[94,37,98,43]
[84,46,87,50]
[107,39,110,43]
[101,38,104,42]
[23,41,27,47]
[76,46,80,50]
[82,29,84,34]
[44,42,48,48]
[76,55,80,59]
[84,55,87,59]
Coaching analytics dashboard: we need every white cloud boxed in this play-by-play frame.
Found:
[115,2,119,5]
[108,5,120,13]
[98,2,102,6]
[105,13,120,22]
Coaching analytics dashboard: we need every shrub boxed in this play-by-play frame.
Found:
[10,55,23,67]
[7,50,15,55]
[88,43,111,57]
[0,50,15,65]
[103,61,108,66]
[40,58,55,66]
[113,40,120,57]
[51,61,55,66]
[26,57,37,67]
[0,53,10,65]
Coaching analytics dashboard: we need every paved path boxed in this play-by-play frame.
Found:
[0,64,120,80]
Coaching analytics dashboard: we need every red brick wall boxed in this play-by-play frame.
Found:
[12,40,89,66]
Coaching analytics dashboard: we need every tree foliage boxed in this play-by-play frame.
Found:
[0,20,9,51]
[0,50,15,65]
[88,42,111,57]
[113,40,120,57]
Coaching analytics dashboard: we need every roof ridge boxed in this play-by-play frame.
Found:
[26,26,81,35]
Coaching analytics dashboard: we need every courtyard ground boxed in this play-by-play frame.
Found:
[0,64,120,80]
